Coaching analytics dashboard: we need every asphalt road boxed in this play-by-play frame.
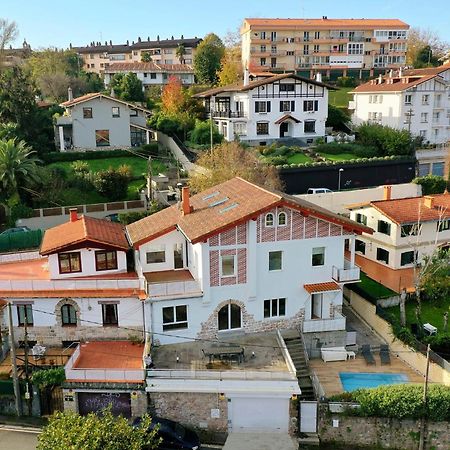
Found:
[0,428,39,450]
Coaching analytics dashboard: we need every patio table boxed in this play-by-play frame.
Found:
[203,344,244,364]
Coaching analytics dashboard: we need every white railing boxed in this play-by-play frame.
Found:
[146,280,202,298]
[332,265,360,283]
[303,313,346,333]
[276,329,297,375]
[146,369,294,381]
[0,278,142,291]
[0,251,43,264]
[311,370,325,398]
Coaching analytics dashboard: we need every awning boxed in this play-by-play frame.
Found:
[274,114,302,125]
[304,281,341,294]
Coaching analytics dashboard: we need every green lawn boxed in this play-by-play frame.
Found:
[127,179,145,200]
[358,272,397,299]
[318,152,356,161]
[329,87,353,108]
[286,153,312,164]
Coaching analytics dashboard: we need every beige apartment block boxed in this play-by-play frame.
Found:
[241,18,409,80]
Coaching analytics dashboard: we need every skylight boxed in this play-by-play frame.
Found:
[209,197,229,208]
[219,203,239,213]
[203,191,220,201]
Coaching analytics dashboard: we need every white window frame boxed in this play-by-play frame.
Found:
[268,251,283,271]
[221,254,236,277]
[162,305,188,331]
[265,213,274,227]
[278,212,287,226]
[146,245,166,264]
[264,298,286,319]
[312,247,325,266]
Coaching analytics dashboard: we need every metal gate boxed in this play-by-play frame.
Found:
[40,387,64,416]
[300,400,318,433]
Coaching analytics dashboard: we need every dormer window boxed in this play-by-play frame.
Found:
[265,213,274,227]
[278,212,287,226]
[58,252,81,274]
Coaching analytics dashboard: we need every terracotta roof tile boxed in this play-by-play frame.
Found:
[40,215,129,255]
[403,64,450,76]
[370,193,450,224]
[304,281,341,293]
[352,74,439,93]
[127,177,372,246]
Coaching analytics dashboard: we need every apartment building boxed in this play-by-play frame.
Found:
[241,18,409,80]
[350,64,450,145]
[72,37,202,75]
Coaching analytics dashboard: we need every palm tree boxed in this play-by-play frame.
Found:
[0,138,40,202]
[175,44,186,64]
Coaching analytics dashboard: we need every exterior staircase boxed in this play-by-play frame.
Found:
[282,330,315,401]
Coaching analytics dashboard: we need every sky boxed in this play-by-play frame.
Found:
[3,0,450,49]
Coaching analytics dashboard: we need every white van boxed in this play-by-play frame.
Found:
[307,188,333,194]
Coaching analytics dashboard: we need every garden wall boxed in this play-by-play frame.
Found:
[280,158,416,194]
[318,404,450,449]
[344,287,450,385]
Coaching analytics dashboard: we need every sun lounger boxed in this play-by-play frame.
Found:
[380,344,391,365]
[362,344,375,365]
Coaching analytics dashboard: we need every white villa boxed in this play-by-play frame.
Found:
[194,73,332,145]
[55,91,152,151]
[350,64,450,145]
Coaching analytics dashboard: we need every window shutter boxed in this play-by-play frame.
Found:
[291,101,295,112]
[255,102,259,113]
[62,306,69,324]
[279,101,283,112]
[314,100,318,111]
[267,101,271,112]
[303,100,307,111]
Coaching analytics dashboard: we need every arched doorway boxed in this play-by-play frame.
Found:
[218,302,241,331]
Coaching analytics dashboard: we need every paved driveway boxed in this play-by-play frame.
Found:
[223,433,298,450]
[0,427,39,450]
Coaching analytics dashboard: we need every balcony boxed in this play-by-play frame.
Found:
[211,110,246,119]
[303,313,346,333]
[56,115,73,126]
[144,270,202,299]
[332,260,360,283]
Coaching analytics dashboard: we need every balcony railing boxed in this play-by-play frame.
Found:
[211,110,246,119]
[146,369,294,381]
[303,313,346,333]
[332,264,360,283]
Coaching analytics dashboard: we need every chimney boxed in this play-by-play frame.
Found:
[67,87,73,102]
[243,67,250,86]
[424,196,435,209]
[378,74,383,84]
[399,67,403,78]
[181,187,192,215]
[69,208,78,222]
[315,72,322,83]
[389,69,393,78]
[383,185,392,201]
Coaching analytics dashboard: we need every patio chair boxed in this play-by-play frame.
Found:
[380,344,391,365]
[361,344,376,365]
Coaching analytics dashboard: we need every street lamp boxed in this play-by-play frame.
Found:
[338,168,344,191]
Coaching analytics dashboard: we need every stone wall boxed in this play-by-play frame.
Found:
[318,405,450,449]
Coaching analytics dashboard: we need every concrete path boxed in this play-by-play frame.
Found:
[0,426,40,450]
[223,433,298,450]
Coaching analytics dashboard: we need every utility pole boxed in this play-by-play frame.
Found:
[404,108,415,134]
[23,315,32,416]
[8,302,22,417]
[419,344,431,450]
[147,155,153,204]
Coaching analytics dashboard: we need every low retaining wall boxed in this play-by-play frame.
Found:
[319,404,450,449]
[344,287,450,385]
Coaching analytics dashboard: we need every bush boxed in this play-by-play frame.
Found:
[412,175,447,195]
[32,368,65,388]
[264,155,288,165]
[326,105,351,131]
[352,146,378,158]
[336,76,357,88]
[70,160,90,174]
[93,167,131,201]
[188,120,223,145]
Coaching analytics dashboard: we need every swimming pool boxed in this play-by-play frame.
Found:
[339,372,409,391]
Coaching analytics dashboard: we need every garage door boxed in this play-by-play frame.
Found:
[228,397,289,432]
[78,392,131,418]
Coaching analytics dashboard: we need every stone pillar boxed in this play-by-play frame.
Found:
[146,130,150,145]
[58,126,65,151]
[349,235,356,267]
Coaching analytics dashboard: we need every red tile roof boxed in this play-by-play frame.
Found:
[105,62,193,73]
[403,64,450,76]
[304,281,341,293]
[60,93,151,112]
[0,299,7,307]
[352,74,439,93]
[127,177,373,246]
[40,215,129,255]
[369,193,450,224]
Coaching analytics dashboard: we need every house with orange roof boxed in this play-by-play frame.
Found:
[55,90,152,151]
[347,190,450,292]
[350,64,450,145]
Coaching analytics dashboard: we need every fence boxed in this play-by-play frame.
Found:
[0,229,43,252]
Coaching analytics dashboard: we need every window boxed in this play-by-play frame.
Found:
[264,298,286,318]
[265,213,274,227]
[437,219,450,232]
[303,45,309,55]
[355,213,368,226]
[401,251,415,266]
[377,220,391,235]
[311,293,323,319]
[376,247,390,264]
[95,250,118,271]
[233,122,247,136]
[174,243,183,269]
[112,107,120,118]
[260,45,266,52]
[162,305,188,330]
[269,251,282,271]
[420,130,427,138]
[304,31,310,42]
[431,162,444,177]
[401,224,420,237]
[102,304,118,326]
[271,31,277,42]
[314,31,320,39]
[150,73,157,79]
[312,247,325,266]
[280,101,295,112]
[130,109,138,116]
[278,212,287,226]
[421,112,428,123]
[347,43,364,55]
[255,101,271,113]
[61,304,77,326]
[313,44,320,53]
[304,120,316,133]
[355,239,366,254]
[17,304,33,326]
[279,83,295,92]
[146,245,166,264]
[260,57,266,66]
[221,254,235,277]
[218,303,241,330]
[303,100,319,112]
[83,107,93,119]
[58,252,81,274]
[422,94,429,105]
[271,45,277,54]
[418,163,431,177]
[95,130,110,147]
[286,51,295,56]
[256,122,269,135]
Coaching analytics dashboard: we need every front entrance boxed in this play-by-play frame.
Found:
[77,392,131,418]
[300,401,318,433]
[280,122,289,138]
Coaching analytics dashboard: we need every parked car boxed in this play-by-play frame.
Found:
[0,226,31,235]
[133,416,200,450]
[307,188,333,194]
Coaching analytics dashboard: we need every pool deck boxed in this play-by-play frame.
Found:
[309,354,424,397]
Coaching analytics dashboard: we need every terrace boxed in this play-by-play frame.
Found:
[144,269,202,299]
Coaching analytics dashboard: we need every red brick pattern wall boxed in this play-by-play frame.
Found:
[292,210,305,240]
[237,248,247,284]
[209,224,248,247]
[330,223,343,236]
[237,224,247,245]
[304,216,317,239]
[209,247,247,287]
[220,228,236,246]
[209,250,220,286]
[317,219,330,238]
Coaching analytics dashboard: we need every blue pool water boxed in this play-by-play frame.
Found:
[339,372,409,391]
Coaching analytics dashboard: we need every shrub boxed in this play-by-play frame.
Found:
[70,160,90,174]
[93,167,131,201]
[32,367,65,388]
[336,76,357,88]
[264,155,288,165]
[188,120,222,145]
[412,175,447,195]
[326,105,351,131]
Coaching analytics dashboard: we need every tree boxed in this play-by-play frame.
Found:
[189,141,283,193]
[326,105,351,132]
[0,18,18,67]
[193,33,225,85]
[0,139,40,203]
[407,27,449,67]
[175,44,186,64]
[37,409,161,450]
[110,72,144,102]
[161,75,185,115]
[188,120,223,145]
[141,52,152,62]
[93,166,131,201]
[217,50,242,86]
